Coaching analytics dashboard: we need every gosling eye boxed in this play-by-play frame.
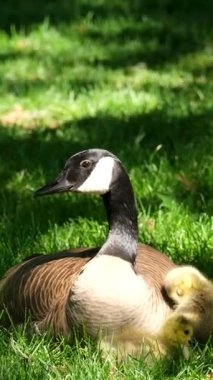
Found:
[177,288,183,296]
[184,329,189,335]
[80,160,92,169]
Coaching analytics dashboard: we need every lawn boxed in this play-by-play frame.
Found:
[0,0,212,378]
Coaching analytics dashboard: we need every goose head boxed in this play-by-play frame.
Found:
[35,149,138,264]
[35,149,123,196]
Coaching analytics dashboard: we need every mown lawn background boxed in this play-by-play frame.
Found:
[0,0,212,378]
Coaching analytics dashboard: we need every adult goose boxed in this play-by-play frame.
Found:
[0,149,177,359]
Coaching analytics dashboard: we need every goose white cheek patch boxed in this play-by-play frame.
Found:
[78,157,115,194]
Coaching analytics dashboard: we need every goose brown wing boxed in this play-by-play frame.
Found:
[134,244,176,308]
[135,244,176,286]
[0,249,95,326]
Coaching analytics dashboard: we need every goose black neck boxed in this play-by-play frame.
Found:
[100,163,138,264]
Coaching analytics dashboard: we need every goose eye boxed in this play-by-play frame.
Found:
[80,160,92,168]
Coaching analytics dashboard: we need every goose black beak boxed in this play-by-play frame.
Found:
[35,172,73,197]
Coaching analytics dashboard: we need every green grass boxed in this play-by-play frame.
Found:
[0,0,213,378]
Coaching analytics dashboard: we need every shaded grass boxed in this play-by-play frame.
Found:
[0,0,212,378]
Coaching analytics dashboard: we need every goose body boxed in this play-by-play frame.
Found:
[0,149,178,358]
[69,255,151,336]
[0,245,174,340]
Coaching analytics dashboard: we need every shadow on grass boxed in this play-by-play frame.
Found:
[0,0,212,272]
[0,1,212,71]
[1,0,212,29]
[0,106,212,220]
[0,106,212,275]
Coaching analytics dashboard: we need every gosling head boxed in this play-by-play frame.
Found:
[164,266,211,305]
[35,149,121,197]
[163,314,194,346]
[164,266,213,343]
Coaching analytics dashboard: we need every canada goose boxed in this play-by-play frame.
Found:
[163,266,213,343]
[0,148,185,359]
